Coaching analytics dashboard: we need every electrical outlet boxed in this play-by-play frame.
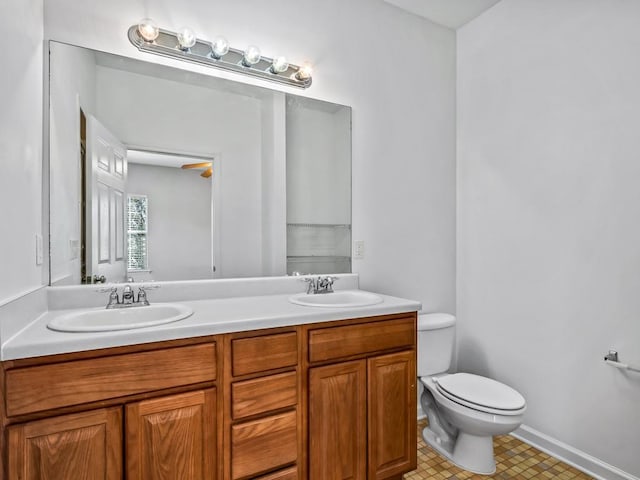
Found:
[353,240,365,260]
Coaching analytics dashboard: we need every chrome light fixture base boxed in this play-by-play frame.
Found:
[128,25,312,89]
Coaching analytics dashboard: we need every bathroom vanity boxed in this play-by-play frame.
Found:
[0,287,419,480]
[19,35,420,478]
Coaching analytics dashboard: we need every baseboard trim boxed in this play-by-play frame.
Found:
[512,425,639,480]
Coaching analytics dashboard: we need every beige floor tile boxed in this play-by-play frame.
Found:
[404,420,594,480]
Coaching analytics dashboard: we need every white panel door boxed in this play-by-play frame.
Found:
[86,115,127,282]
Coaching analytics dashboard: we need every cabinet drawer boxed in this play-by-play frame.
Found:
[232,371,297,419]
[255,466,297,480]
[232,332,297,376]
[308,317,415,363]
[231,410,297,479]
[5,343,217,417]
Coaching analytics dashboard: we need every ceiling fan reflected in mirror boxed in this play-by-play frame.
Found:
[181,161,212,178]
[127,149,214,179]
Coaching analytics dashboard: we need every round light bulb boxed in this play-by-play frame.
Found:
[242,45,261,66]
[137,18,159,42]
[295,62,313,81]
[270,56,289,74]
[211,36,229,59]
[176,27,197,50]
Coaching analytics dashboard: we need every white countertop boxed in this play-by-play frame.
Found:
[2,290,421,360]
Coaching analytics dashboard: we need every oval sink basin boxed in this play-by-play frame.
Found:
[289,290,383,308]
[47,303,193,333]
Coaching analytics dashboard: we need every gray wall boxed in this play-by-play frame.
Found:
[457,0,640,476]
[127,164,212,281]
[0,0,44,303]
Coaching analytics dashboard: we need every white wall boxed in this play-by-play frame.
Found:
[457,0,640,476]
[127,164,212,281]
[43,0,457,311]
[0,0,44,305]
[49,43,97,285]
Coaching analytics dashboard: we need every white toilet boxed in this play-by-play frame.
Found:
[418,313,526,475]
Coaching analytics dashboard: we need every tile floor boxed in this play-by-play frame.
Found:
[404,420,594,480]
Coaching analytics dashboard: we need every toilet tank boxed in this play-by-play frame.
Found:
[417,313,456,376]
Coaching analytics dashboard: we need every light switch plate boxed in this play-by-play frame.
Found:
[353,240,365,260]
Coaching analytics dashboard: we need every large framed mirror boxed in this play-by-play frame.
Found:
[48,41,351,285]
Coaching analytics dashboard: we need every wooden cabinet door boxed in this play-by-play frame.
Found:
[7,407,122,480]
[308,360,367,480]
[126,389,216,480]
[367,351,416,480]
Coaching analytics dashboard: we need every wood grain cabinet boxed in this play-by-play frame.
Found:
[126,389,217,480]
[224,329,301,480]
[7,407,122,480]
[368,351,416,479]
[307,314,417,480]
[308,360,367,480]
[0,313,417,480]
[7,390,218,480]
[1,338,218,480]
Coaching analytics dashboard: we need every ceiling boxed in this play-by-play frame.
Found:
[382,0,503,29]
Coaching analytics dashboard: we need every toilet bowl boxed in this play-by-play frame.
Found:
[418,314,526,475]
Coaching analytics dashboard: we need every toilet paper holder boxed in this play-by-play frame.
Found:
[604,350,640,373]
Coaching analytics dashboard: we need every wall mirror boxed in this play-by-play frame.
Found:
[48,41,351,285]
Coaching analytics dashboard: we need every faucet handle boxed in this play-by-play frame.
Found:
[315,275,338,293]
[105,287,120,308]
[137,287,150,306]
[299,277,316,294]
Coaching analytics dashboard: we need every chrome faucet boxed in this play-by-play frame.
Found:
[122,284,135,305]
[302,276,338,294]
[102,284,157,309]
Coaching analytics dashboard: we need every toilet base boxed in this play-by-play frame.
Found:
[422,426,496,475]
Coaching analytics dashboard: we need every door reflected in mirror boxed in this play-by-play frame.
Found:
[48,41,351,285]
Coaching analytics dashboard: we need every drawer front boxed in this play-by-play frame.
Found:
[5,343,217,417]
[255,466,298,480]
[231,410,297,479]
[232,332,297,376]
[232,371,297,420]
[308,317,415,363]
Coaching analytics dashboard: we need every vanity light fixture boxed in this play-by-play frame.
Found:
[137,18,159,42]
[211,36,230,59]
[242,45,261,67]
[270,56,289,74]
[128,20,312,89]
[176,27,197,51]
[295,62,313,81]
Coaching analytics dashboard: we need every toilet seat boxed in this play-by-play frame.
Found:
[434,373,526,416]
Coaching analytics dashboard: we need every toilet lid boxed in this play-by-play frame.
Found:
[436,373,526,412]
